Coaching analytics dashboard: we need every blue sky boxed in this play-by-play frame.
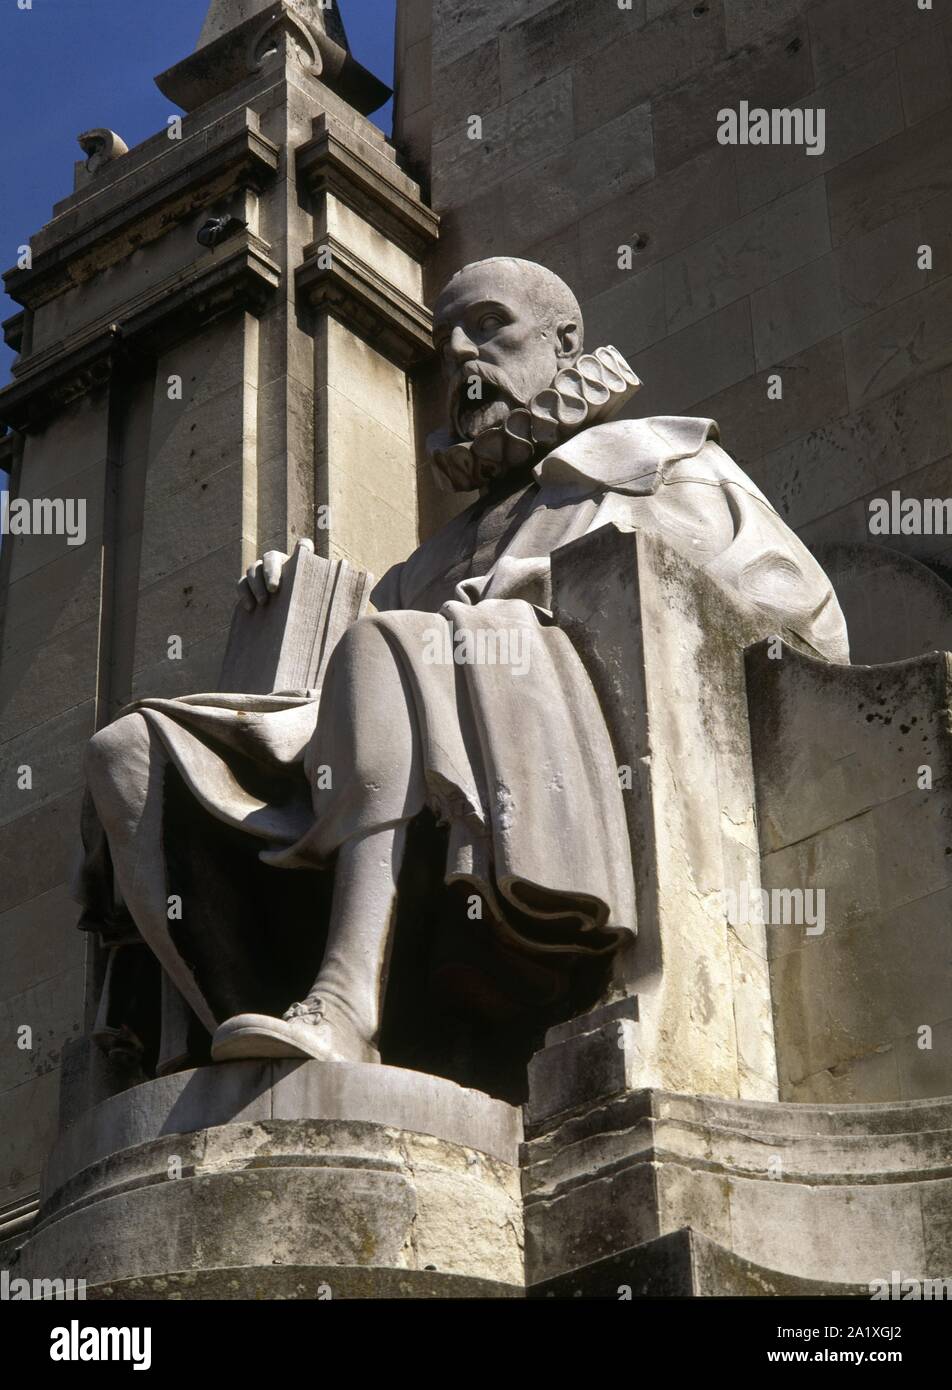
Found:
[0,0,397,386]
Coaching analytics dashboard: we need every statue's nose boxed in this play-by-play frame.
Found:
[446,325,477,365]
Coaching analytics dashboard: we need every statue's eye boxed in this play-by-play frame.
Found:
[479,313,504,334]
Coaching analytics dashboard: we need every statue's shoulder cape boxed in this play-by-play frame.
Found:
[533,415,719,495]
[372,418,725,610]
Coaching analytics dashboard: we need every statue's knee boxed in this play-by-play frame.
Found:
[84,713,149,788]
[331,613,390,671]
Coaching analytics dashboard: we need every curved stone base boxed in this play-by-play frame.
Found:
[16,1059,952,1297]
[13,1061,524,1296]
[85,1266,522,1299]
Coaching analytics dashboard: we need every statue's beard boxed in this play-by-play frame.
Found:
[450,362,527,440]
[428,345,642,493]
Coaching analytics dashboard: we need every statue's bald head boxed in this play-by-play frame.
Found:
[434,258,584,440]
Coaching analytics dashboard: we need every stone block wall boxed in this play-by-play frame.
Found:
[396,0,952,577]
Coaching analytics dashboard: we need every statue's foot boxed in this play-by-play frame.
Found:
[210,998,379,1064]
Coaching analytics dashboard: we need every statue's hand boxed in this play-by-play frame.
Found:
[238,537,314,611]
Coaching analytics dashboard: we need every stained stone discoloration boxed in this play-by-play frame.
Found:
[524,1088,952,1290]
[748,641,952,1102]
[16,1068,524,1290]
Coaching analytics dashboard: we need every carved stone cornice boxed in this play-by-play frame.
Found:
[2,312,24,354]
[296,236,433,369]
[0,235,281,432]
[3,110,280,312]
[296,118,440,262]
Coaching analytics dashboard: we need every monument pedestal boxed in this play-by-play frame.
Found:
[13,1062,523,1299]
[18,1043,951,1297]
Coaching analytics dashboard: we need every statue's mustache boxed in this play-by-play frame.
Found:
[449,361,525,428]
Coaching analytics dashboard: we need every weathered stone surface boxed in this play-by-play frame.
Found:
[432,69,573,212]
[527,1018,642,1126]
[130,625,232,704]
[0,793,83,918]
[747,373,948,529]
[747,641,952,1102]
[695,334,850,467]
[897,30,952,128]
[576,146,740,302]
[0,968,84,1095]
[733,53,904,217]
[663,181,831,334]
[524,1087,952,1290]
[812,543,952,667]
[499,0,644,105]
[45,1060,522,1196]
[131,546,241,687]
[15,1064,523,1290]
[435,100,655,272]
[529,1227,880,1298]
[433,0,555,69]
[631,299,754,416]
[581,263,666,361]
[3,462,105,586]
[0,621,101,746]
[809,0,933,86]
[0,1071,59,1210]
[750,209,926,371]
[137,466,244,591]
[199,0,346,49]
[842,277,952,410]
[722,0,807,49]
[572,1,726,139]
[0,549,103,668]
[398,35,433,120]
[553,527,784,1102]
[429,37,500,148]
[87,1265,521,1299]
[0,701,94,831]
[826,107,952,247]
[0,887,82,1005]
[652,27,812,176]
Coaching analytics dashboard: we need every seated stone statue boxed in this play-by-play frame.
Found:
[77,257,848,1076]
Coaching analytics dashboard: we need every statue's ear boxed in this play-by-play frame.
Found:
[556,319,582,362]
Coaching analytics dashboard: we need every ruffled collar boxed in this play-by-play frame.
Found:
[427,345,641,492]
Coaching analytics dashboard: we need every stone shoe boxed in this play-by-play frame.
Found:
[211,999,380,1064]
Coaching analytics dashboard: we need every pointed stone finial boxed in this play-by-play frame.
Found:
[197,0,348,52]
[158,0,386,116]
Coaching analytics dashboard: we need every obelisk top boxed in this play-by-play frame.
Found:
[197,0,349,52]
[159,0,386,114]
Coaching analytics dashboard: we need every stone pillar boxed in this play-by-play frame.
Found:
[545,526,782,1106]
[294,113,437,579]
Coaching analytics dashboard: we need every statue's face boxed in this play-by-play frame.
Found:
[434,264,576,441]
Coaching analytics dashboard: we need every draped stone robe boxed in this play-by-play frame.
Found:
[77,416,848,1031]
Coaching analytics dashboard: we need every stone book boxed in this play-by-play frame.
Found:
[219,545,374,695]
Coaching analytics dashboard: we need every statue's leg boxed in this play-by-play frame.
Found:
[84,713,219,1034]
[213,614,422,1065]
[288,819,409,1045]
